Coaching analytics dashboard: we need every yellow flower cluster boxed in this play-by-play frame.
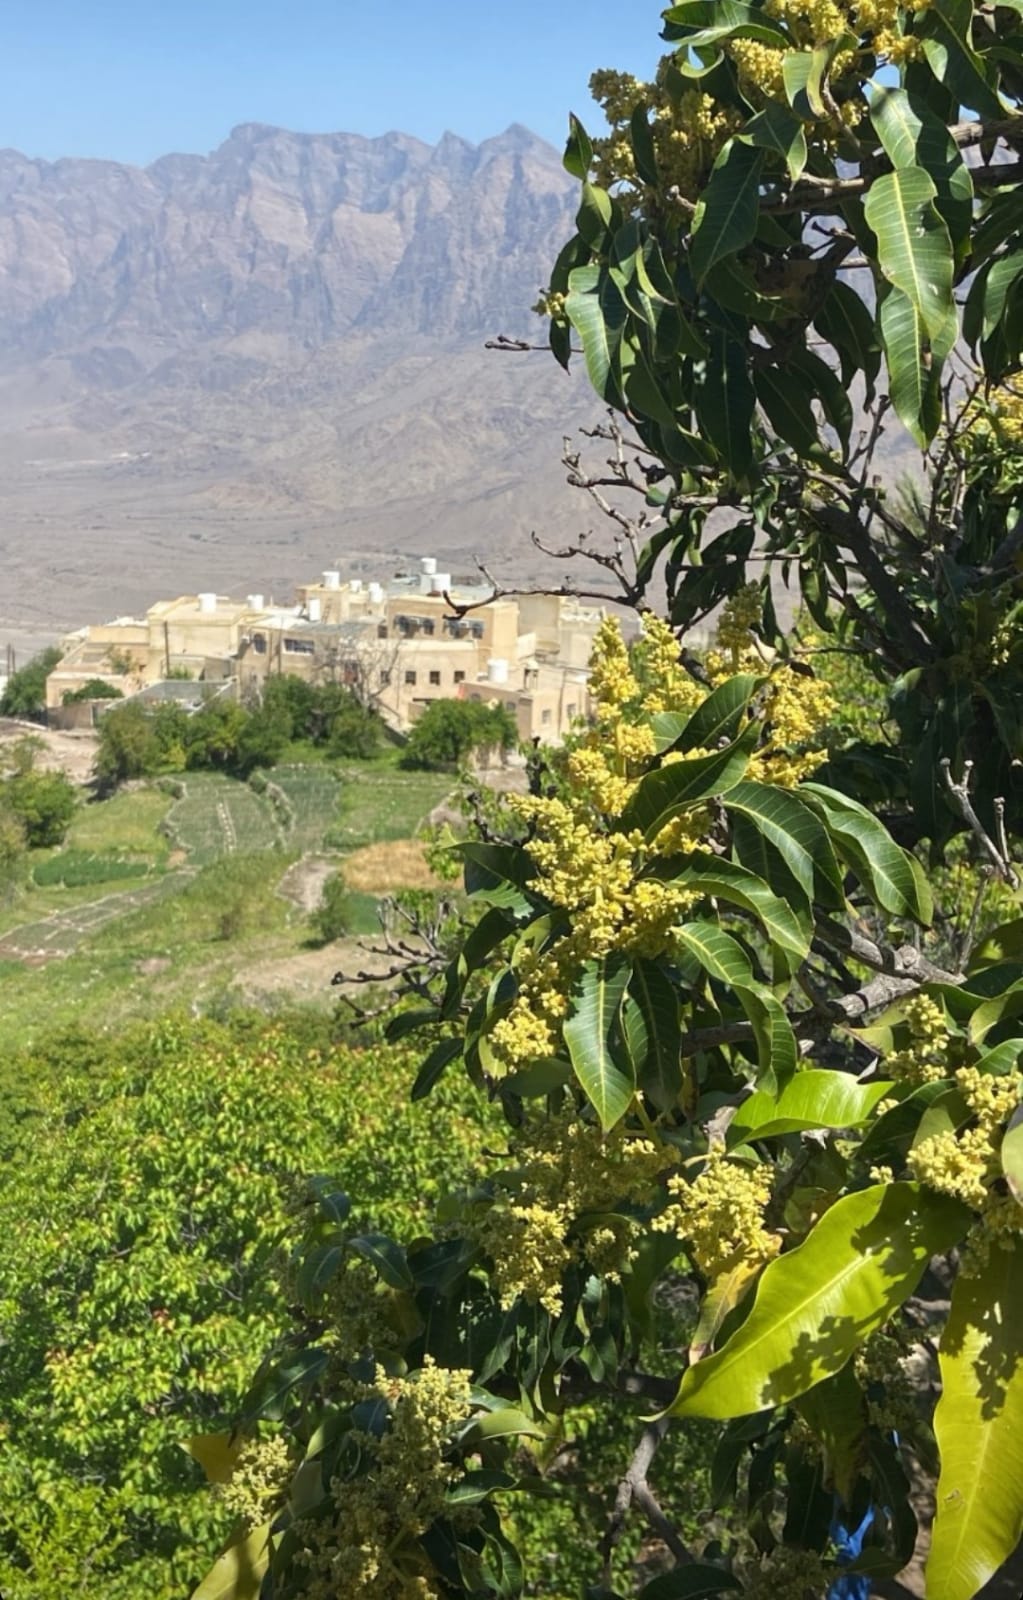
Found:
[472,1113,672,1314]
[295,1359,473,1600]
[634,614,706,718]
[715,582,763,661]
[652,1149,780,1281]
[589,67,739,201]
[854,1324,922,1436]
[741,1543,830,1600]
[754,666,836,788]
[908,1064,1023,1254]
[218,1435,292,1531]
[885,994,956,1086]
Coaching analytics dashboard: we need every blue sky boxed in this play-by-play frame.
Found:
[1,1,656,165]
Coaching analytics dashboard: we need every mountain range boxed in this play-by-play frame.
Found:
[0,121,602,657]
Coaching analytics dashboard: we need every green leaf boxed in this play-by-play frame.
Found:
[191,1522,271,1600]
[563,113,593,180]
[620,724,757,840]
[877,285,944,448]
[782,48,827,118]
[662,0,789,49]
[690,141,765,284]
[182,1432,244,1485]
[793,1364,867,1502]
[728,1070,894,1147]
[445,1469,516,1507]
[669,1183,970,1419]
[696,324,757,477]
[863,168,955,343]
[466,1406,546,1442]
[741,100,807,184]
[630,105,659,186]
[565,263,628,405]
[564,955,635,1130]
[725,780,844,909]
[667,853,811,970]
[755,363,821,455]
[814,280,881,399]
[675,922,754,988]
[411,1038,463,1101]
[918,0,1004,121]
[929,1245,1023,1600]
[576,181,614,248]
[628,958,684,1112]
[673,673,762,754]
[348,1233,414,1291]
[638,1565,742,1599]
[799,782,933,922]
[868,86,973,247]
[737,982,799,1094]
[1001,1103,1023,1202]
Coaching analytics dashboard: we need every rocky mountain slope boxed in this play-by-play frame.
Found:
[0,123,601,651]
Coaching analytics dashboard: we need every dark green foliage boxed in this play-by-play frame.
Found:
[400,697,517,770]
[309,869,354,944]
[31,850,149,888]
[1,767,76,847]
[0,647,62,720]
[61,679,123,705]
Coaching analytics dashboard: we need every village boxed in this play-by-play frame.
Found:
[41,557,602,746]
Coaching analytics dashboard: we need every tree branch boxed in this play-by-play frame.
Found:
[600,1419,694,1585]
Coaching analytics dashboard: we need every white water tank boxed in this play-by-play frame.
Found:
[308,597,322,623]
[368,582,385,605]
[247,594,264,612]
[198,592,217,614]
[350,578,363,594]
[421,556,437,576]
[487,658,509,686]
[430,573,451,595]
[323,570,341,589]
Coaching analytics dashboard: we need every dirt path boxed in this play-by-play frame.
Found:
[0,872,192,960]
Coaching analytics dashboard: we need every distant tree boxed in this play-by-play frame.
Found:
[61,680,124,706]
[399,698,516,770]
[183,700,251,773]
[310,870,353,945]
[1,769,77,848]
[95,703,163,787]
[0,807,26,896]
[0,648,62,721]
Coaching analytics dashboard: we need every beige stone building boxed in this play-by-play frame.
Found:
[46,560,603,744]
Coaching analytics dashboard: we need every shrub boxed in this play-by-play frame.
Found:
[0,1011,496,1600]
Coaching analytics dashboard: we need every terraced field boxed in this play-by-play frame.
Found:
[166,775,282,866]
[269,765,344,853]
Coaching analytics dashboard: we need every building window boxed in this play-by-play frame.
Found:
[377,623,388,639]
[453,670,465,684]
[252,634,267,655]
[284,637,315,655]
[342,659,359,685]
[404,670,417,686]
[422,619,435,636]
[379,669,391,687]
[566,702,577,719]
[541,708,552,725]
[429,670,441,686]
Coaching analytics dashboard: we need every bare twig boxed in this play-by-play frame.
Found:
[601,1420,694,1584]
[941,761,1020,887]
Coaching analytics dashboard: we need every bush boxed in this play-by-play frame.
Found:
[61,680,123,705]
[0,1011,496,1600]
[0,647,62,720]
[399,697,516,770]
[1,768,77,848]
[310,869,354,944]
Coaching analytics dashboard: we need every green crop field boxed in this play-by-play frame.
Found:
[269,765,344,852]
[330,762,454,848]
[166,775,282,865]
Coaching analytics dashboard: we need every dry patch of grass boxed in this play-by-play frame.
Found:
[342,840,445,893]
